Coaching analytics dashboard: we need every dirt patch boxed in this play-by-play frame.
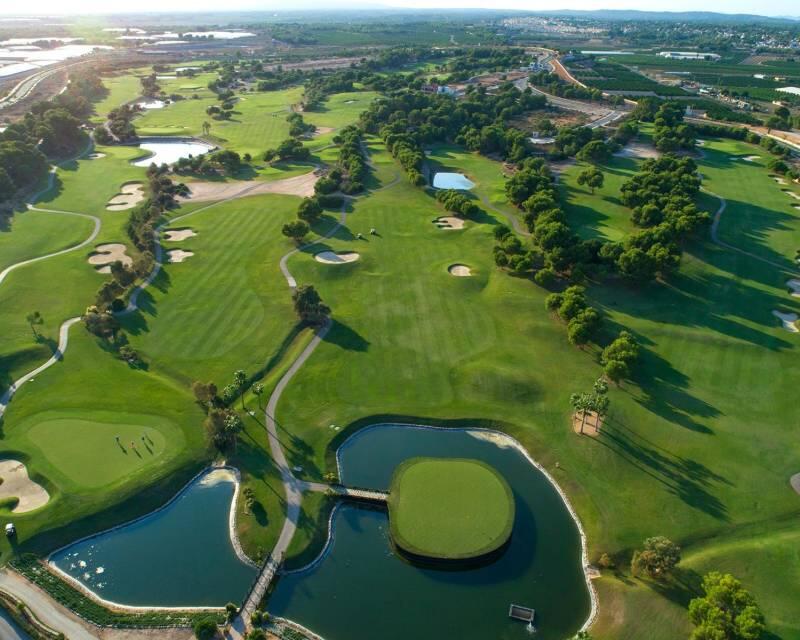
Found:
[178,171,319,203]
[88,243,132,274]
[434,216,465,230]
[312,126,335,137]
[0,459,49,513]
[772,309,799,332]
[448,263,472,277]
[164,228,197,242]
[314,251,359,264]
[615,140,660,160]
[106,183,145,211]
[572,411,603,436]
[166,249,194,263]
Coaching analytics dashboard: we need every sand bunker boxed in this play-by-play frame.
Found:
[0,460,49,513]
[312,126,335,137]
[614,141,660,159]
[787,280,800,297]
[166,249,194,263]
[448,264,472,277]
[573,411,603,437]
[741,155,760,162]
[772,176,788,185]
[164,228,197,242]
[696,139,707,147]
[434,216,465,230]
[178,171,319,203]
[88,153,106,160]
[784,190,800,201]
[791,473,800,495]
[106,182,145,211]
[314,251,360,264]
[772,310,799,332]
[88,243,133,274]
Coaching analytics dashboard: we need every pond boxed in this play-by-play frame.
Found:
[137,99,167,110]
[268,424,592,640]
[432,172,475,190]
[49,468,257,608]
[133,139,213,167]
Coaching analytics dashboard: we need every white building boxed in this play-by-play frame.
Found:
[658,51,721,61]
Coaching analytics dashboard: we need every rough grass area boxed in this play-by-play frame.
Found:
[388,457,514,560]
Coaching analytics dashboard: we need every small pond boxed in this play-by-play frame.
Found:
[49,468,256,607]
[133,139,213,167]
[432,172,475,190]
[268,424,591,640]
[137,99,167,109]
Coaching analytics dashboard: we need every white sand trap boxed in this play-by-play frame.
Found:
[785,191,800,201]
[772,310,799,332]
[791,473,800,495]
[167,249,194,263]
[448,264,472,276]
[614,141,660,159]
[0,460,49,513]
[88,153,106,160]
[787,280,800,297]
[696,139,707,146]
[793,205,800,211]
[164,228,197,242]
[772,176,788,185]
[434,216,465,230]
[106,182,145,211]
[178,171,319,202]
[88,243,133,274]
[314,251,360,264]
[741,155,760,162]
[312,126,335,137]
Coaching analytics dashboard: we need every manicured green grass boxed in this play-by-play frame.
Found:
[0,210,94,273]
[388,457,514,560]
[91,71,147,123]
[272,141,800,638]
[303,91,380,130]
[20,411,179,488]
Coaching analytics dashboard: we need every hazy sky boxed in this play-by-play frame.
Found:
[1,0,798,17]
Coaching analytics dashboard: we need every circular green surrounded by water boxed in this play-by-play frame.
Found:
[387,457,515,560]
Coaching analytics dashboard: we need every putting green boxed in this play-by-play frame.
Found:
[388,457,515,560]
[23,411,179,488]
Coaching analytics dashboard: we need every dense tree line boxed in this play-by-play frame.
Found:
[529,70,606,102]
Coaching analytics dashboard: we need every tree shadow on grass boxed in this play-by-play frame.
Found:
[323,319,369,352]
[595,415,731,521]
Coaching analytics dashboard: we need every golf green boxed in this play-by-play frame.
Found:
[388,457,514,560]
[23,411,180,488]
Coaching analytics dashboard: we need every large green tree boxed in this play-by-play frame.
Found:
[688,572,765,640]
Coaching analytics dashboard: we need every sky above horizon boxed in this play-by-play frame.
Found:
[0,0,798,18]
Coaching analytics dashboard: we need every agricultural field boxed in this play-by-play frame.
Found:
[570,60,688,96]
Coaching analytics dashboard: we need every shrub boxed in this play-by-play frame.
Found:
[194,617,218,640]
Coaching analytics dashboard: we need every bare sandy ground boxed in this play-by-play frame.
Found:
[88,153,106,160]
[106,183,145,211]
[312,126,335,137]
[164,228,197,242]
[772,309,799,332]
[448,263,472,276]
[314,251,359,264]
[178,172,319,203]
[0,460,49,512]
[572,411,603,437]
[614,140,660,160]
[434,216,465,230]
[166,249,194,263]
[88,244,133,274]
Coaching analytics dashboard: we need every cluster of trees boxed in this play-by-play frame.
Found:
[576,166,605,194]
[264,137,311,163]
[570,378,609,434]
[287,112,316,138]
[545,286,602,348]
[636,99,695,152]
[689,572,765,640]
[292,285,330,326]
[140,73,160,98]
[436,189,481,218]
[192,371,251,452]
[331,125,368,194]
[102,104,138,143]
[765,105,793,132]
[174,149,245,176]
[601,330,640,383]
[361,82,547,176]
[0,71,106,203]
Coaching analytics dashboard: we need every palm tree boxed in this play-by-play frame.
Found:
[26,311,43,338]
[570,392,590,434]
[234,370,247,410]
[252,382,264,410]
[202,121,211,137]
